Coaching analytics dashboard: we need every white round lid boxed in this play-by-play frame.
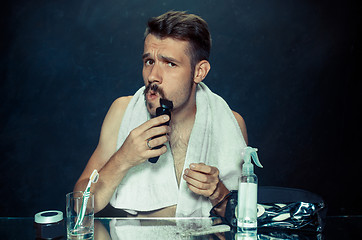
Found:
[34,210,63,224]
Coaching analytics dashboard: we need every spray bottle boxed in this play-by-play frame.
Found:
[237,146,263,234]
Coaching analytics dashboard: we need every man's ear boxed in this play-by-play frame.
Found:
[193,60,211,84]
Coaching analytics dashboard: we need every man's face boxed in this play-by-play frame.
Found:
[142,34,195,116]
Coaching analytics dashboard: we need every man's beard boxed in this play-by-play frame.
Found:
[143,84,166,116]
[143,75,195,117]
[143,83,166,99]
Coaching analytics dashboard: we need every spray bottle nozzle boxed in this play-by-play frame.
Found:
[241,146,263,175]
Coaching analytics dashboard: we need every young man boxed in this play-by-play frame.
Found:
[74,11,248,217]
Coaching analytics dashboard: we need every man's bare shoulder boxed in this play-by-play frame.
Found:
[232,110,248,145]
[99,96,133,147]
[105,96,133,121]
[111,96,133,112]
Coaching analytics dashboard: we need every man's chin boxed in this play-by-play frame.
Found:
[146,103,157,118]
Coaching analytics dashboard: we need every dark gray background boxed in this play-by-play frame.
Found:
[1,0,361,217]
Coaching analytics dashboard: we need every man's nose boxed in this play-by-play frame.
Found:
[148,63,162,84]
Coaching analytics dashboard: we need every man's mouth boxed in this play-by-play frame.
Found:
[147,90,159,101]
[144,84,165,100]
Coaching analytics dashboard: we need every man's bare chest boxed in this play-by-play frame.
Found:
[170,131,190,185]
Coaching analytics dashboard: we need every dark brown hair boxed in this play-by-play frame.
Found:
[144,11,211,70]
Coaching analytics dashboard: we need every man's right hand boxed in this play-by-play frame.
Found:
[116,114,171,169]
[74,97,173,213]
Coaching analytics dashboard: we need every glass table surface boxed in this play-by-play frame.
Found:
[0,216,361,239]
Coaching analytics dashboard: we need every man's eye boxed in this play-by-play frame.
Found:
[145,59,154,66]
[167,62,177,68]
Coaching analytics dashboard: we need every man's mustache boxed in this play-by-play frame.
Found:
[143,84,165,99]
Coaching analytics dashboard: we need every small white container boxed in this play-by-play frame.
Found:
[34,210,64,239]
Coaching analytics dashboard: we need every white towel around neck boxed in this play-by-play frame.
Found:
[110,82,247,217]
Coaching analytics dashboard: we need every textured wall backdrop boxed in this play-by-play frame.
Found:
[1,0,361,216]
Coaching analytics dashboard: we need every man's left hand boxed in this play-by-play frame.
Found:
[183,163,229,203]
[183,163,230,216]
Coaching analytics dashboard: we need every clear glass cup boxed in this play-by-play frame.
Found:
[66,191,94,240]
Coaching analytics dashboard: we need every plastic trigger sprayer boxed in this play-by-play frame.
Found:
[237,146,263,234]
[241,147,263,176]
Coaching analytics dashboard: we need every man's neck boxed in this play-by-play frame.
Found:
[170,84,197,128]
[171,105,196,127]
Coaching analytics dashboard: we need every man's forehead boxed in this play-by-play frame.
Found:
[143,34,191,63]
[144,34,190,51]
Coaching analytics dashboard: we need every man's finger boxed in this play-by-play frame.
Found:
[184,168,212,183]
[183,173,210,190]
[146,135,169,149]
[185,181,217,198]
[138,115,170,132]
[144,125,170,141]
[145,145,167,158]
[189,163,218,175]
